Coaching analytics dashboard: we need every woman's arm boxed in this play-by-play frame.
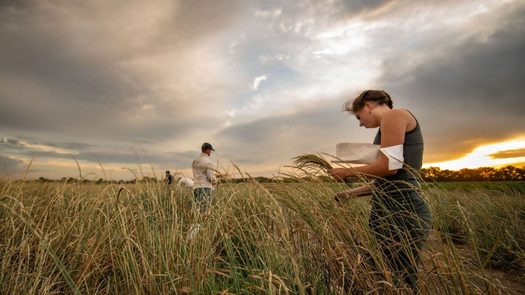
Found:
[329,109,410,179]
[334,184,372,203]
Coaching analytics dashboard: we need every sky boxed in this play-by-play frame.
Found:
[1,0,525,180]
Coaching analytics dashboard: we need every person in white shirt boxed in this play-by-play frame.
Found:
[192,142,217,212]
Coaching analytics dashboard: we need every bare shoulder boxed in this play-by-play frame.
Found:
[383,109,417,132]
[382,109,411,122]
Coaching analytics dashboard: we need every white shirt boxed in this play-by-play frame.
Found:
[192,152,217,189]
[176,176,194,188]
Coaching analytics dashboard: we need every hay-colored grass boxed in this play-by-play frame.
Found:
[1,177,524,294]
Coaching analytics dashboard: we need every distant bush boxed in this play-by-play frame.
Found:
[422,165,525,182]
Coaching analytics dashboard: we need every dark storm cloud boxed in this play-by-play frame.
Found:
[50,141,95,150]
[79,150,169,165]
[167,0,246,38]
[1,138,20,146]
[0,136,92,154]
[381,2,525,161]
[219,98,368,165]
[490,149,525,159]
[0,0,241,143]
[79,149,199,169]
[221,104,346,143]
[0,2,147,117]
[0,153,25,174]
[169,150,200,167]
[0,136,195,167]
[0,137,29,152]
[271,0,393,20]
[0,22,141,105]
[0,0,32,10]
[338,0,394,16]
[0,137,94,151]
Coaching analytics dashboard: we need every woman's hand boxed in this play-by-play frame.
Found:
[327,168,351,181]
[334,190,352,203]
[333,185,372,204]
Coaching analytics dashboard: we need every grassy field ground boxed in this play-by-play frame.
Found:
[1,179,524,294]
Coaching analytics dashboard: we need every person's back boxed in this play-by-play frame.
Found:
[191,142,217,213]
[192,152,216,189]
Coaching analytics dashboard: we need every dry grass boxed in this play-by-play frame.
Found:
[291,154,333,171]
[0,176,524,294]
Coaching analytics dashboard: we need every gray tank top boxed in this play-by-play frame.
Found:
[373,110,423,181]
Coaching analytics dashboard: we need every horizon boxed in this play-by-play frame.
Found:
[5,162,525,182]
[4,145,525,181]
[1,0,525,180]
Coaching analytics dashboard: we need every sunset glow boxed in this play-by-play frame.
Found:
[423,137,525,170]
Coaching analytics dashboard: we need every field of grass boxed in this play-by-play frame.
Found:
[1,179,524,294]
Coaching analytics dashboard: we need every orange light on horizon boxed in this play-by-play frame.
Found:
[423,137,525,170]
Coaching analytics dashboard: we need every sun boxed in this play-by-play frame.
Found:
[423,136,525,170]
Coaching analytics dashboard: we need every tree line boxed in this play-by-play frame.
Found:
[31,165,525,183]
[420,165,524,181]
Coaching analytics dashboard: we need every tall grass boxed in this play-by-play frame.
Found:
[1,178,524,294]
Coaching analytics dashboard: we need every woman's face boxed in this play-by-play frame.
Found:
[354,104,377,128]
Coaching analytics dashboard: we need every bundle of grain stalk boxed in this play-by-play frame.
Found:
[291,153,333,176]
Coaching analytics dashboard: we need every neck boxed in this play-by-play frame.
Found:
[371,105,390,123]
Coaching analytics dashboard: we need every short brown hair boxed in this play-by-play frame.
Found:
[343,90,393,113]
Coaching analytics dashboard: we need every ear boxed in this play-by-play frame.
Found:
[365,101,374,110]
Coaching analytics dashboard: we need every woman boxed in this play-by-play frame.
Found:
[328,90,432,293]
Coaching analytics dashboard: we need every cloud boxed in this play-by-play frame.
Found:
[379,1,525,161]
[0,136,200,171]
[254,8,282,19]
[1,0,524,177]
[337,0,395,18]
[0,0,243,143]
[490,148,525,159]
[423,137,525,170]
[0,153,25,175]
[1,136,82,155]
[25,142,75,155]
[219,98,374,167]
[252,75,268,90]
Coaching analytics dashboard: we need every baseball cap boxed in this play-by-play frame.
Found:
[201,142,215,151]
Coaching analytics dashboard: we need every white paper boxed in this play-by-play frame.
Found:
[333,143,381,164]
[379,144,404,170]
